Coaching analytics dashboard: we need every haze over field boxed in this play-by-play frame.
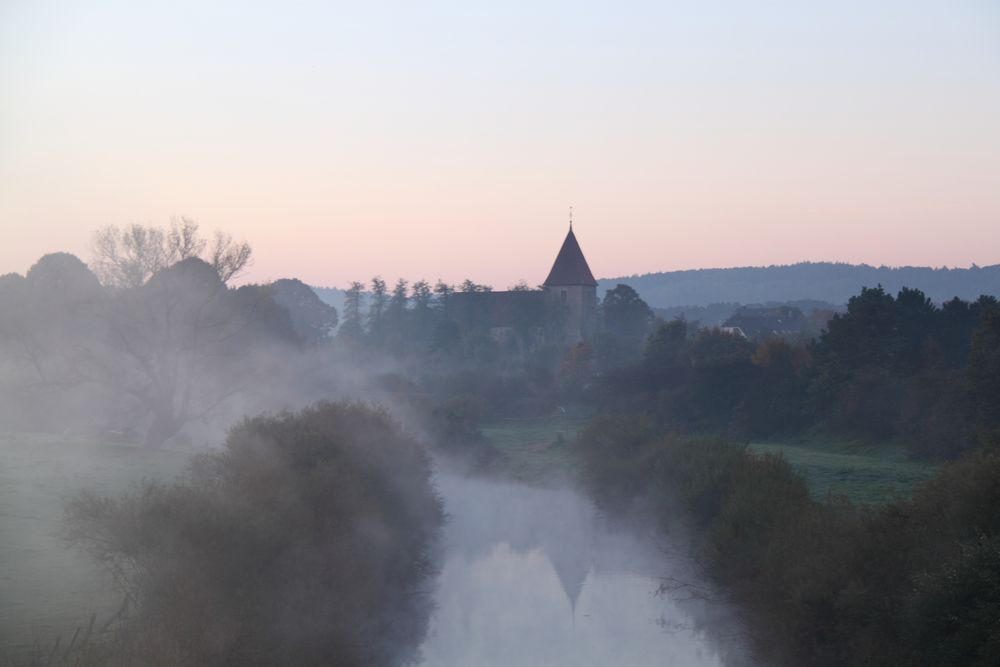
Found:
[4,3,1000,666]
[2,1,1000,286]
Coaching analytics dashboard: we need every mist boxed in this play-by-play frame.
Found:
[5,1,1000,662]
[5,204,1000,667]
[419,470,753,666]
[0,223,764,666]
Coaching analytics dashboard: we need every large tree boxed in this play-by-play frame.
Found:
[601,284,654,342]
[85,258,294,446]
[337,281,366,342]
[0,254,111,429]
[91,218,252,288]
[596,284,654,368]
[367,276,389,343]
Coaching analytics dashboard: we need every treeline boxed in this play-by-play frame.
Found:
[335,276,514,357]
[577,421,1000,667]
[0,222,574,448]
[572,283,1000,664]
[0,222,340,447]
[325,279,660,420]
[594,286,1000,459]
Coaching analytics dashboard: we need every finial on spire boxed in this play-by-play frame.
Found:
[569,205,573,230]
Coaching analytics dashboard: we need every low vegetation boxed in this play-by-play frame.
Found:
[577,416,1000,666]
[59,402,443,667]
[478,413,589,482]
[748,439,935,504]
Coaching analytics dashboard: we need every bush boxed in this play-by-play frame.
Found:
[907,534,1000,667]
[576,415,658,509]
[577,414,1000,666]
[64,401,443,666]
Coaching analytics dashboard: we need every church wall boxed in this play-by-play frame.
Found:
[546,285,597,344]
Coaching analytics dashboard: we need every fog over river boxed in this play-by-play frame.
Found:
[1,438,755,665]
[419,470,755,667]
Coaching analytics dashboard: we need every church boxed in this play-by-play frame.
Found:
[540,225,598,343]
[449,225,598,346]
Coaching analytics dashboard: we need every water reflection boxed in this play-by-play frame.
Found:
[418,472,754,667]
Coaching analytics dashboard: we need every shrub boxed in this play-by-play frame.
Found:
[64,401,443,666]
[576,415,1000,666]
[576,415,658,509]
[907,534,1000,667]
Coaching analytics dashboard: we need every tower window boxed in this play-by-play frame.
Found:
[561,290,567,302]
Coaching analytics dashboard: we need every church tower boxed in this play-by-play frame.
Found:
[543,224,598,344]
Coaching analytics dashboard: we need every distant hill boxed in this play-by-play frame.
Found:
[311,286,349,313]
[597,262,1000,310]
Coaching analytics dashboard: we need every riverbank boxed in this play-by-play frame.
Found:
[572,415,1000,667]
[481,413,937,505]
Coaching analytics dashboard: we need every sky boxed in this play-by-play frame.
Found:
[1,1,999,288]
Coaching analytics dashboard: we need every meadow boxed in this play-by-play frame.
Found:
[0,433,190,660]
[481,413,936,505]
[480,413,590,483]
[749,437,937,504]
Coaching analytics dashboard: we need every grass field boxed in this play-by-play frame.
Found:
[0,432,191,659]
[749,437,937,504]
[480,412,591,483]
[481,413,937,505]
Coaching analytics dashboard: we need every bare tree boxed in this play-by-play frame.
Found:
[91,218,251,288]
[209,229,253,284]
[168,217,207,259]
[83,258,266,447]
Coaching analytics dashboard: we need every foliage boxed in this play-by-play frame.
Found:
[62,401,443,666]
[906,534,1000,667]
[0,253,310,447]
[266,278,339,344]
[576,417,1000,666]
[95,258,297,446]
[558,341,593,390]
[425,393,500,468]
[969,306,1000,445]
[595,284,653,369]
[576,415,658,509]
[591,286,1000,459]
[337,281,366,342]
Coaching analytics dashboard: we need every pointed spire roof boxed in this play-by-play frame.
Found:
[543,228,598,287]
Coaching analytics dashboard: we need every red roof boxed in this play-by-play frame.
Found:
[543,229,597,287]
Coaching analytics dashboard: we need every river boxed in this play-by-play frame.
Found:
[418,470,755,667]
[1,437,755,665]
